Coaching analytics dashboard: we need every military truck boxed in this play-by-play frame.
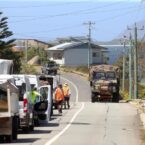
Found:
[41,61,59,75]
[89,65,120,102]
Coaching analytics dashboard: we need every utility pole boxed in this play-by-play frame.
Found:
[120,35,127,92]
[129,33,133,100]
[128,23,144,99]
[83,21,95,68]
[25,39,28,63]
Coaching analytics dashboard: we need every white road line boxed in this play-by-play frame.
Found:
[45,102,85,145]
[60,76,79,103]
[45,76,84,145]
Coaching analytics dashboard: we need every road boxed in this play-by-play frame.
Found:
[3,72,144,145]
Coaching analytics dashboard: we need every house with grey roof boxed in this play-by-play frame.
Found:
[45,41,109,66]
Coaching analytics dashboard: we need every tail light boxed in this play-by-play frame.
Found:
[23,98,28,113]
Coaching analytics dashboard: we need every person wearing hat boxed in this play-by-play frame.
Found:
[54,84,64,114]
[62,83,71,109]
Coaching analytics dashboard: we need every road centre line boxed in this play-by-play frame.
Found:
[45,102,85,145]
[45,76,84,145]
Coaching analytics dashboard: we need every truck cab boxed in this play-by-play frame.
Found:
[90,65,120,102]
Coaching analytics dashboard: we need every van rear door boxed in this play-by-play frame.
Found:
[34,85,51,121]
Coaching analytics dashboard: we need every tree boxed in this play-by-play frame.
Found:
[0,12,15,49]
[0,12,21,73]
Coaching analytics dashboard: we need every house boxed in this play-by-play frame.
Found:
[13,39,50,51]
[45,41,108,66]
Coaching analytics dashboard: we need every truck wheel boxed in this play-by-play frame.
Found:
[0,135,4,143]
[12,117,18,140]
[5,135,12,143]
[112,93,119,103]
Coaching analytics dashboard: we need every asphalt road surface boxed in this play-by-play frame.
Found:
[2,72,144,145]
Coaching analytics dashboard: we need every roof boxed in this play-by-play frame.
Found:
[45,42,74,51]
[45,42,108,51]
[15,39,49,45]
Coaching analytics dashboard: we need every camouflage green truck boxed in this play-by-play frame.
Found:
[89,65,120,102]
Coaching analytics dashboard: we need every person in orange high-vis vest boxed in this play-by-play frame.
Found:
[54,84,64,114]
[63,83,71,109]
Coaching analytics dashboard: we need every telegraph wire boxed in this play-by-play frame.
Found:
[8,5,145,24]
[0,1,84,9]
[9,5,141,18]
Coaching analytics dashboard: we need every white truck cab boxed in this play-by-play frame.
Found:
[0,77,19,142]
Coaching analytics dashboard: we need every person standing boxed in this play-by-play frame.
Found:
[54,84,64,114]
[63,83,71,109]
[30,87,41,105]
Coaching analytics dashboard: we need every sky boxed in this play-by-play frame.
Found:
[0,0,145,42]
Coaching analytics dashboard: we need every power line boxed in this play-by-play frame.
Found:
[9,5,141,18]
[8,5,145,24]
[10,7,145,37]
[0,2,84,9]
[95,6,145,23]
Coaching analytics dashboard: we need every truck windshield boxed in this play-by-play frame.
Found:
[94,72,105,80]
[106,72,116,79]
[0,89,8,112]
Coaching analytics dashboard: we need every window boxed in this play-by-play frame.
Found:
[92,53,96,57]
[53,52,62,59]
[93,72,105,80]
[106,72,115,79]
[92,52,100,57]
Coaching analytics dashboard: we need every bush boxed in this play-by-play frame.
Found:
[20,64,37,74]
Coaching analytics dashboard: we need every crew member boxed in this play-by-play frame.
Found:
[63,83,71,109]
[54,84,64,114]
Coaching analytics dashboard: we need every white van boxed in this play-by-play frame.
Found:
[27,75,39,89]
[34,85,51,125]
[27,75,52,125]
[12,75,34,132]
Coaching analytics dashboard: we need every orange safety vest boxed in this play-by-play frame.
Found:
[55,87,64,101]
[63,86,70,96]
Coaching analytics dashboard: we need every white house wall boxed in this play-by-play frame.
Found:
[64,47,102,66]
[64,48,88,66]
[91,49,102,64]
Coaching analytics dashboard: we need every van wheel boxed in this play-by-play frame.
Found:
[22,127,29,133]
[34,118,39,126]
[29,121,34,131]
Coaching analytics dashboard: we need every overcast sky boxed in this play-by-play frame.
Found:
[0,0,145,41]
